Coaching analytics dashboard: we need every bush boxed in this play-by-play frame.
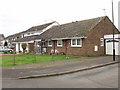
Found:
[10,51,16,54]
[4,52,8,54]
[19,51,22,53]
[3,51,16,54]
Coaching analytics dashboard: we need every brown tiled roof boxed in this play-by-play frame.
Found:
[13,35,39,42]
[5,22,55,39]
[36,16,106,40]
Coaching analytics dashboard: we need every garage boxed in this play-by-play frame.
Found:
[104,34,120,55]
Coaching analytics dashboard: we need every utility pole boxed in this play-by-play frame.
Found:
[112,0,115,61]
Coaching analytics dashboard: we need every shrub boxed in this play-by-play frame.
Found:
[19,51,22,53]
[4,52,8,54]
[10,51,16,54]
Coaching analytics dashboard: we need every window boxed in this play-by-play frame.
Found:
[57,40,62,47]
[100,38,104,46]
[77,39,80,45]
[71,39,82,47]
[48,41,52,47]
[72,39,76,45]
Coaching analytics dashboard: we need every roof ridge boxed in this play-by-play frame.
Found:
[51,16,107,28]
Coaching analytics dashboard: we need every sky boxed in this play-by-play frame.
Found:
[0,0,120,37]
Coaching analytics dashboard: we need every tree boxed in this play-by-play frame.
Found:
[4,41,8,46]
[21,43,27,54]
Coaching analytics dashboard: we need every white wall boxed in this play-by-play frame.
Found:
[24,31,42,37]
[16,43,19,52]
[23,22,59,37]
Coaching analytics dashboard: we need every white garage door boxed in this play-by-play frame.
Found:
[106,39,120,55]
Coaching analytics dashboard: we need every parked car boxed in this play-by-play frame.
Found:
[0,46,13,52]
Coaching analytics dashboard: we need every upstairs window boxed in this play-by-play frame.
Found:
[57,40,62,47]
[71,39,82,47]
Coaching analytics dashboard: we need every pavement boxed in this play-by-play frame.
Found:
[2,56,120,79]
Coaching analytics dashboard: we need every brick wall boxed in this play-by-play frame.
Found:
[28,43,35,53]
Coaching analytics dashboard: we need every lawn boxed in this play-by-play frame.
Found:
[1,54,80,67]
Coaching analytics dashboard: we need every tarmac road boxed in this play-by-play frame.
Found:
[2,63,118,88]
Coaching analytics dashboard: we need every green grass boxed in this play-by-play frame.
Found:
[1,54,80,67]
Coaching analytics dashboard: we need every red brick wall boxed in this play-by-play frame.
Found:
[28,43,35,53]
[47,17,120,56]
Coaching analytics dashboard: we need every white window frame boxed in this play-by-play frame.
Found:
[71,39,82,47]
[48,41,52,47]
[100,38,104,46]
[57,40,63,47]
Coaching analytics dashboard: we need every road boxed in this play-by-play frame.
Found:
[2,64,118,88]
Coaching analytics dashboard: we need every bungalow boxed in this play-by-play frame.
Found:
[35,16,120,56]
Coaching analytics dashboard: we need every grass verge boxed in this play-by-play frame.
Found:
[1,54,80,67]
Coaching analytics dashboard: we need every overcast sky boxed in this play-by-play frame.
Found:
[0,0,120,37]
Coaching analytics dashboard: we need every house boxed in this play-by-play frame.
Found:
[11,21,59,53]
[35,16,120,56]
[0,34,5,46]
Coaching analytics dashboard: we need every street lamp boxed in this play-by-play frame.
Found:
[112,0,115,61]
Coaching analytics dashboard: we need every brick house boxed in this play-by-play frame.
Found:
[35,16,120,56]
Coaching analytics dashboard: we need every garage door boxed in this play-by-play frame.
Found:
[106,39,120,55]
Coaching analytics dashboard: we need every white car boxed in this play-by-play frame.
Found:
[0,46,13,52]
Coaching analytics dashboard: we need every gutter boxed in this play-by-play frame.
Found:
[51,36,87,40]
